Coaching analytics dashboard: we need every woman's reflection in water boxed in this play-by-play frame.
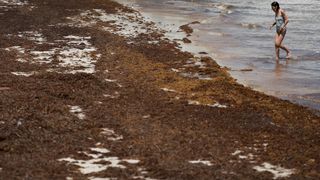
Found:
[274,59,290,77]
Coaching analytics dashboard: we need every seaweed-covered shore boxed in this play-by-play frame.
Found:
[0,0,319,179]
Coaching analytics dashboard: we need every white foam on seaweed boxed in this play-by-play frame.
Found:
[171,68,180,72]
[4,46,28,62]
[262,143,268,152]
[100,128,115,136]
[189,160,213,166]
[207,103,227,108]
[64,35,91,40]
[133,167,158,180]
[90,148,110,154]
[103,94,118,99]
[231,150,242,156]
[18,31,46,44]
[184,58,207,68]
[69,105,85,120]
[4,34,100,74]
[30,49,56,63]
[59,138,152,179]
[132,176,157,180]
[147,40,159,44]
[107,136,124,141]
[89,177,116,180]
[105,79,117,82]
[0,0,28,6]
[93,9,150,38]
[66,9,158,39]
[232,151,255,160]
[105,79,122,88]
[253,162,295,179]
[180,72,213,80]
[188,100,201,105]
[59,156,125,174]
[116,83,123,88]
[4,46,25,53]
[59,148,140,175]
[188,100,227,108]
[57,36,98,74]
[122,159,140,164]
[100,128,123,141]
[161,88,177,93]
[58,47,96,73]
[11,71,35,77]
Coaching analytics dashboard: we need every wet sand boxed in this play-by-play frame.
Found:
[0,0,319,179]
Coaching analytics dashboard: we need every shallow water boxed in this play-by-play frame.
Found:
[117,0,320,111]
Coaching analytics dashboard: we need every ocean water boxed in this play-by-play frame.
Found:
[117,0,320,111]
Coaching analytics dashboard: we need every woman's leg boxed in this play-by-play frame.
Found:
[278,30,291,58]
[280,45,291,58]
[275,34,281,60]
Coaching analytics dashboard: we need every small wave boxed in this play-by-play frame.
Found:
[208,32,225,36]
[214,3,234,14]
[200,18,214,24]
[299,53,320,61]
[215,3,234,11]
[240,23,263,29]
[290,93,320,107]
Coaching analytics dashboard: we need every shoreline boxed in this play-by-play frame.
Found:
[118,0,320,112]
[0,0,319,179]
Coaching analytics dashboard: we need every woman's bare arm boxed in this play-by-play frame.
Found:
[282,9,289,28]
[270,21,276,30]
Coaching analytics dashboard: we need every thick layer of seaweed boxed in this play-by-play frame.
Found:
[0,0,319,179]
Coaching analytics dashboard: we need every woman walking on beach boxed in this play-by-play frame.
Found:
[270,1,291,60]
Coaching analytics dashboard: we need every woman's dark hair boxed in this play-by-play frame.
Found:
[271,1,280,11]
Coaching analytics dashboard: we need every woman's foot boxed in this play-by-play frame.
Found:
[286,51,291,59]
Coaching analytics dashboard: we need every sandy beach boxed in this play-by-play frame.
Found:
[0,0,319,179]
